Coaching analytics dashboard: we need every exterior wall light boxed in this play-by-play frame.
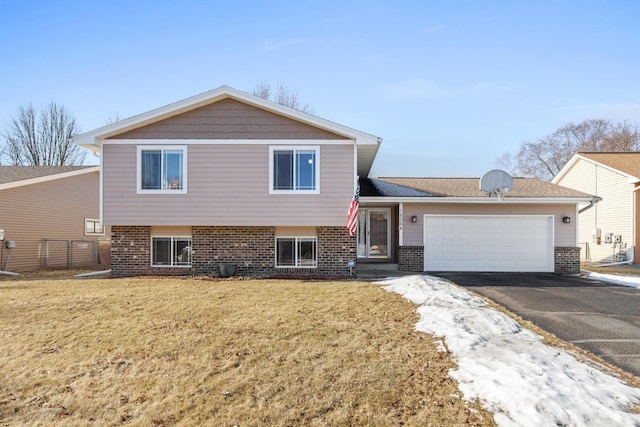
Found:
[562,216,571,224]
[411,215,418,223]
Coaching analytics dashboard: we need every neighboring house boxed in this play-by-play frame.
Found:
[553,152,640,264]
[0,166,109,272]
[72,86,594,277]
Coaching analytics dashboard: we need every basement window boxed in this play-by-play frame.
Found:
[275,237,317,268]
[152,236,192,267]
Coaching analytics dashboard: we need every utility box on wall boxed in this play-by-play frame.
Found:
[0,229,4,241]
[5,240,16,249]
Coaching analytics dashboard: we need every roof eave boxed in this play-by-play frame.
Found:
[360,196,596,204]
[554,153,640,183]
[70,85,381,149]
[0,166,100,191]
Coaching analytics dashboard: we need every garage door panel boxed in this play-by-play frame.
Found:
[424,215,553,272]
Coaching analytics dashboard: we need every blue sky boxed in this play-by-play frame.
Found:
[2,1,639,177]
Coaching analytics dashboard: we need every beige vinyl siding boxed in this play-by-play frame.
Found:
[150,226,192,236]
[0,171,106,271]
[556,159,634,262]
[274,226,317,236]
[111,98,344,140]
[401,203,577,247]
[103,143,354,226]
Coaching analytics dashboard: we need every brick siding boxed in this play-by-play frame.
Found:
[111,225,355,278]
[396,245,581,275]
[398,246,424,271]
[554,246,581,275]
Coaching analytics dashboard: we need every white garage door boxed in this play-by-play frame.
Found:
[423,215,554,272]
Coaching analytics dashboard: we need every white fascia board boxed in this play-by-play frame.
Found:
[102,139,355,145]
[553,154,640,183]
[360,196,596,205]
[71,85,381,148]
[0,166,100,191]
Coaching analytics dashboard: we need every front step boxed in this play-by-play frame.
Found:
[356,263,399,272]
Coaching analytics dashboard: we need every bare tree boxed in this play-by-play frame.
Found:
[496,119,640,181]
[1,102,86,166]
[252,81,314,114]
[104,112,121,125]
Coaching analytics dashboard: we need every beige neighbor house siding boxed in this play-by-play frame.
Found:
[401,203,578,247]
[555,159,634,263]
[0,171,108,272]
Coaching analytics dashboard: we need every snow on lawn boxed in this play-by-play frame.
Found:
[377,275,640,427]
[583,271,640,289]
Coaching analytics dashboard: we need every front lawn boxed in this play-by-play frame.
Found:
[0,276,494,426]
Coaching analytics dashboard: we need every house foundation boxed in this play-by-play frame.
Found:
[394,245,581,275]
[554,247,581,275]
[111,225,355,278]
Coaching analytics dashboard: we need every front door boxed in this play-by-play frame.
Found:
[357,208,391,259]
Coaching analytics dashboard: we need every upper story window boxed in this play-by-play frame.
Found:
[269,146,319,194]
[137,146,187,194]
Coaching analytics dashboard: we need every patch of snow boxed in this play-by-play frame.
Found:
[376,275,640,427]
[583,270,640,288]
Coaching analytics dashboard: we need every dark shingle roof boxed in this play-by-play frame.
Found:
[360,178,435,197]
[363,177,594,199]
[0,166,94,185]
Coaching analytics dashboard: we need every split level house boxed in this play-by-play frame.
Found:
[553,152,640,265]
[72,86,596,278]
[0,166,109,272]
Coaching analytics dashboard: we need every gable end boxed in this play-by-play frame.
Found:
[108,98,346,140]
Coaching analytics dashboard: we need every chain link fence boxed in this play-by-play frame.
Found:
[0,238,111,272]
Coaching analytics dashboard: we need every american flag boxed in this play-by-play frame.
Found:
[346,181,360,237]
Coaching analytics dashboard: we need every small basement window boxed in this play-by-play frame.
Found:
[276,236,317,268]
[85,218,104,236]
[152,236,192,267]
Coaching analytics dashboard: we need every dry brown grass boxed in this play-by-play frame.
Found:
[0,275,495,426]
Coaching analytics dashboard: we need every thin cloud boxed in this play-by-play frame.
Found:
[384,79,448,98]
[568,103,640,123]
[258,38,315,53]
[421,24,459,34]
[422,24,446,33]
[382,79,522,99]
[546,99,640,123]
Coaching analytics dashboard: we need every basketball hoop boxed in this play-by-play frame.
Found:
[480,170,513,202]
[493,187,508,202]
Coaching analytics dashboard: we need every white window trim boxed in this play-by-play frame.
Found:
[269,145,320,195]
[150,235,192,268]
[275,236,318,269]
[136,145,188,194]
[84,218,105,236]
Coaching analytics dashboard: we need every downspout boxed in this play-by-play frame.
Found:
[578,197,599,214]
[577,196,599,263]
[631,184,640,264]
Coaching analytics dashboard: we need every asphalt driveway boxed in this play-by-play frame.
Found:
[434,273,640,377]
